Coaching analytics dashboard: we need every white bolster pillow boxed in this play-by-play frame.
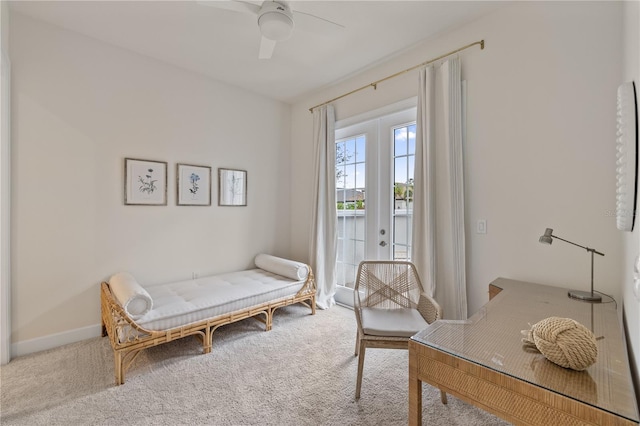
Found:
[254,254,309,281]
[108,272,153,319]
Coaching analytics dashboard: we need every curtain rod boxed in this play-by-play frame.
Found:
[309,39,484,113]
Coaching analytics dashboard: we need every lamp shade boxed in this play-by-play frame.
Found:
[258,3,294,41]
[539,228,553,245]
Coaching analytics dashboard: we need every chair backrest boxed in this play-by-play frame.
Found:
[354,260,424,310]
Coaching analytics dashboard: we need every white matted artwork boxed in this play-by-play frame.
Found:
[124,158,168,205]
[615,81,638,232]
[177,163,211,206]
[218,168,247,206]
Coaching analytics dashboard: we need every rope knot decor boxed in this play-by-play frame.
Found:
[521,316,598,371]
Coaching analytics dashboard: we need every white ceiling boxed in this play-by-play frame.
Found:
[9,1,506,104]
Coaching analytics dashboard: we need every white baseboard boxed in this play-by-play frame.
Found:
[11,323,102,358]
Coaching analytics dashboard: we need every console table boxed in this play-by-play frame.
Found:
[409,278,639,425]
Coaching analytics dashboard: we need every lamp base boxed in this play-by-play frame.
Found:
[568,290,602,303]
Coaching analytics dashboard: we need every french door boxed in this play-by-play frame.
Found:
[334,106,417,306]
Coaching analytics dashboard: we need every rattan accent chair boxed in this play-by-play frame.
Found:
[353,260,447,402]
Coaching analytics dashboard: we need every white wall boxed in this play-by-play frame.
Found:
[291,2,624,317]
[9,13,292,348]
[621,0,640,390]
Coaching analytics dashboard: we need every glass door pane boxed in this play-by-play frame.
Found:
[392,123,415,260]
[336,135,366,289]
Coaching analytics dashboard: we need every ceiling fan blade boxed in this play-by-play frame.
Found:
[196,0,260,15]
[259,37,277,59]
[292,9,345,30]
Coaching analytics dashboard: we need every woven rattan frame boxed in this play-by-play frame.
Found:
[353,260,446,402]
[101,269,316,385]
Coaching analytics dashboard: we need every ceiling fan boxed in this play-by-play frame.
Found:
[198,0,344,59]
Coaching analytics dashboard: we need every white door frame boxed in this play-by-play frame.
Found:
[333,98,417,307]
[1,48,11,365]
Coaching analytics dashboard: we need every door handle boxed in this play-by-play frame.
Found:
[379,241,387,247]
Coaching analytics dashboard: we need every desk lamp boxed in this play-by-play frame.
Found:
[539,228,603,303]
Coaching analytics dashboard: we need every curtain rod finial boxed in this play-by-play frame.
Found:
[481,40,485,49]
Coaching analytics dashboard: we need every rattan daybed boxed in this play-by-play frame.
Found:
[101,254,316,385]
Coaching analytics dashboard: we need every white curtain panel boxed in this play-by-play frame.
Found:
[310,104,337,310]
[442,58,467,320]
[411,57,467,320]
[412,65,437,299]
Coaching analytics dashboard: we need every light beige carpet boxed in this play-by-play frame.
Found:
[0,304,508,425]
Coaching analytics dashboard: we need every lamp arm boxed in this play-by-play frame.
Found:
[552,235,605,257]
[587,248,605,257]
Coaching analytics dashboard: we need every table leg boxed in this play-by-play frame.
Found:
[409,341,422,426]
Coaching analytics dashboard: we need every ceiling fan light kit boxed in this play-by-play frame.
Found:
[199,0,341,59]
[258,2,294,41]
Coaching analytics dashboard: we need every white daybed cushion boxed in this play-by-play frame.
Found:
[254,254,309,281]
[108,272,153,319]
[135,268,305,332]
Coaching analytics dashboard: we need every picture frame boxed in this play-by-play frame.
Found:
[218,168,247,206]
[124,158,167,205]
[177,163,211,206]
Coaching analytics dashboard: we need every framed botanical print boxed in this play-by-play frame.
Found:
[177,163,211,206]
[124,158,167,205]
[218,168,247,206]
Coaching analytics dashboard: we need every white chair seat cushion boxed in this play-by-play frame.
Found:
[361,307,429,337]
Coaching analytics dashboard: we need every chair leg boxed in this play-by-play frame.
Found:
[354,330,360,356]
[355,340,366,399]
[114,351,124,385]
[440,390,448,404]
